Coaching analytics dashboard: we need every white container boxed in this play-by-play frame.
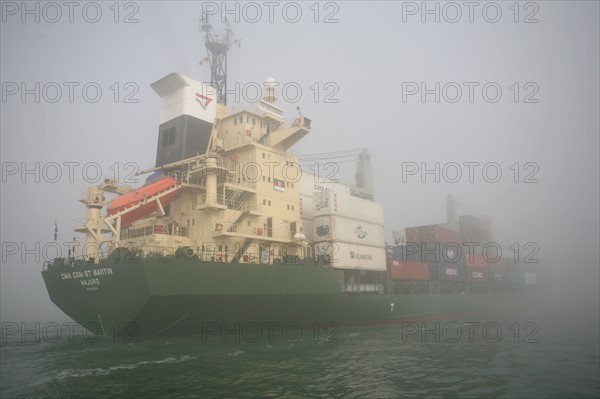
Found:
[299,173,351,197]
[315,242,387,271]
[314,215,385,248]
[313,190,384,225]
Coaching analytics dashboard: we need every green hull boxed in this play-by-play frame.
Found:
[42,258,519,336]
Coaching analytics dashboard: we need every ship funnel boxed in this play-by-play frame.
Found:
[263,77,278,103]
[151,73,216,167]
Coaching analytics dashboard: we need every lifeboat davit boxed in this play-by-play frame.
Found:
[107,177,181,227]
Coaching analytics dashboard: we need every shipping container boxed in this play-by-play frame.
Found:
[459,215,491,243]
[419,242,463,264]
[315,242,387,271]
[390,242,463,264]
[488,257,509,268]
[459,215,480,229]
[461,229,491,244]
[488,265,509,283]
[507,258,538,286]
[431,261,466,282]
[525,272,537,285]
[465,254,487,268]
[313,189,385,225]
[405,225,462,244]
[510,271,525,284]
[299,173,351,197]
[314,215,385,248]
[510,270,538,285]
[389,260,430,280]
[388,244,422,262]
[466,266,489,282]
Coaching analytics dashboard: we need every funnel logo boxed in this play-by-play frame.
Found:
[195,93,213,110]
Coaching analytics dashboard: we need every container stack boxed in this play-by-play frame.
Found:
[313,188,386,271]
[465,253,489,283]
[488,257,510,284]
[459,215,491,243]
[507,258,538,288]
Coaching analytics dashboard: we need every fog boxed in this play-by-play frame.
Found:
[1,1,598,325]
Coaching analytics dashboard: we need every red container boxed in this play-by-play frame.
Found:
[465,254,487,268]
[405,225,461,244]
[466,266,489,282]
[390,260,430,281]
[404,227,421,244]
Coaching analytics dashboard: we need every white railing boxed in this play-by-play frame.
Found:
[345,284,385,294]
[120,224,188,240]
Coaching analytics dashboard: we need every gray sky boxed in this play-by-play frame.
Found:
[1,1,598,322]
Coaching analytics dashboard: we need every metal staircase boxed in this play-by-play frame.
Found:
[225,189,244,207]
[231,238,253,263]
[226,201,249,232]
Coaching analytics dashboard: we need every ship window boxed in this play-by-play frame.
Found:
[162,130,168,147]
[168,127,176,144]
[252,118,256,126]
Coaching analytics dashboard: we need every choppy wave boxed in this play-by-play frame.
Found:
[54,355,197,379]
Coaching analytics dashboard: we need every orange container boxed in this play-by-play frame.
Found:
[389,260,430,281]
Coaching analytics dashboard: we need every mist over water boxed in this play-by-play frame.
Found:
[1,1,598,397]
[2,294,599,398]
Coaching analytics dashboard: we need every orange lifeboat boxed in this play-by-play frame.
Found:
[107,177,181,227]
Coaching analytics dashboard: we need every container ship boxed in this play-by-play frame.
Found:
[41,20,538,335]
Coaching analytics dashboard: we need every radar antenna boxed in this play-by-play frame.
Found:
[200,14,234,105]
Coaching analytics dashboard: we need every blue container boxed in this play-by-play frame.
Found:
[390,244,422,262]
[510,270,525,284]
[435,262,465,282]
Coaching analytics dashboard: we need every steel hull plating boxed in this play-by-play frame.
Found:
[42,259,518,335]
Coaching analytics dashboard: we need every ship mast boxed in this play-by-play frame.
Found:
[200,15,233,105]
